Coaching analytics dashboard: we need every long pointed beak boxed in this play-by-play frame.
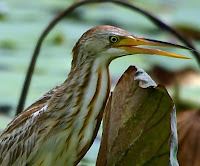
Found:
[113,36,192,59]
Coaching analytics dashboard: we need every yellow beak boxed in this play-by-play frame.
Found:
[113,36,192,59]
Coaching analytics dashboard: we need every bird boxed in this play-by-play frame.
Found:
[0,25,191,166]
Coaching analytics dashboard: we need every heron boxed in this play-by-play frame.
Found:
[0,25,191,166]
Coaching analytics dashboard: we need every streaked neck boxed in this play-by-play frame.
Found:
[49,56,111,132]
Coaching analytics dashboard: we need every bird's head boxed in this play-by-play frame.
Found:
[72,25,191,67]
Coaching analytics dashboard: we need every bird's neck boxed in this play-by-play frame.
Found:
[48,56,111,162]
[48,55,110,148]
[66,57,111,118]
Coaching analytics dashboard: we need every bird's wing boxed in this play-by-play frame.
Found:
[0,84,61,166]
[0,105,49,166]
[0,114,36,165]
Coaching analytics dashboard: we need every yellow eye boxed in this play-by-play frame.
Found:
[109,36,119,43]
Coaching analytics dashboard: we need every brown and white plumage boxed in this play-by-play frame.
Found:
[0,25,190,166]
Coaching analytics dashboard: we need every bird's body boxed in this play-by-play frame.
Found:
[0,25,190,166]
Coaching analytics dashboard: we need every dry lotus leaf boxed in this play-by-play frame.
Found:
[177,110,200,166]
[96,66,178,166]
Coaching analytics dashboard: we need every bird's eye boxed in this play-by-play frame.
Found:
[109,36,119,43]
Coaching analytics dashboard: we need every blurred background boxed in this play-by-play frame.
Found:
[0,0,200,165]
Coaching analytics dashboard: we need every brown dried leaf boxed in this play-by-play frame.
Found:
[96,66,178,166]
[177,110,200,166]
